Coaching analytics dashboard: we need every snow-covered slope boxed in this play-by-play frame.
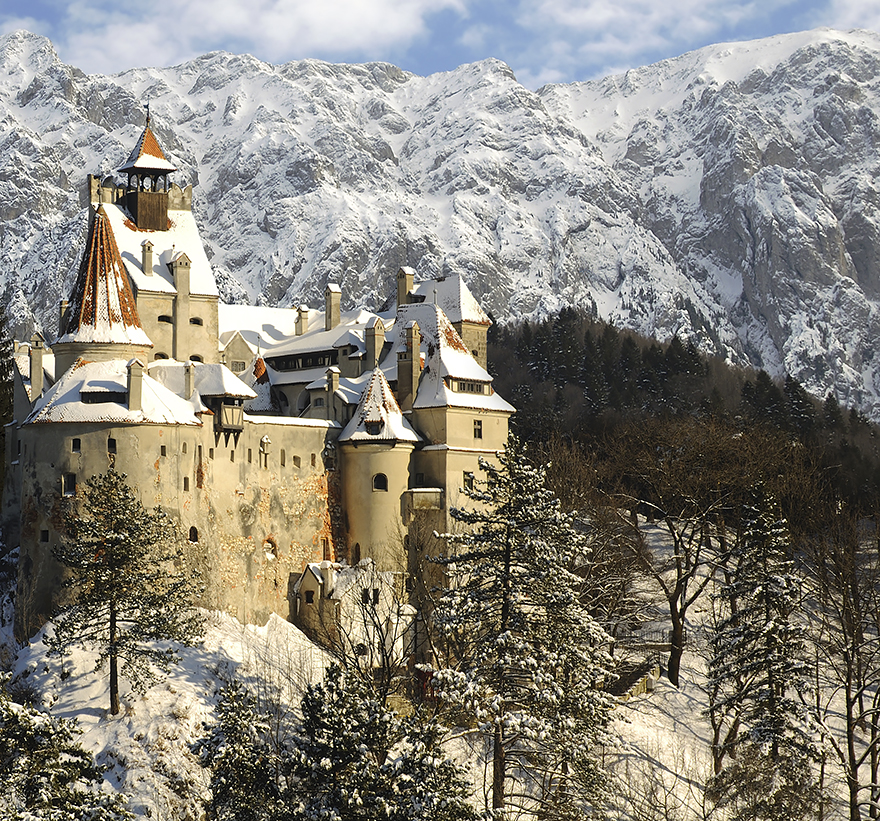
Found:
[2,28,880,415]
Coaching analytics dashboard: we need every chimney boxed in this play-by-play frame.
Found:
[58,300,69,333]
[296,305,309,336]
[319,560,335,597]
[29,335,44,400]
[171,252,191,295]
[141,240,154,275]
[364,317,385,373]
[127,358,145,411]
[397,267,414,307]
[184,361,194,400]
[326,366,340,420]
[397,320,421,412]
[325,284,341,331]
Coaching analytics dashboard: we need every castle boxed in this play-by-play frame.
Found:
[3,117,514,641]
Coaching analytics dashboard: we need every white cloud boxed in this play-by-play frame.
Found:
[818,0,880,30]
[41,0,468,73]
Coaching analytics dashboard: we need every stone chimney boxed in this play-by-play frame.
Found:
[184,361,194,400]
[364,317,385,373]
[29,335,44,400]
[296,305,309,336]
[325,284,341,331]
[141,240,154,276]
[397,267,414,307]
[326,366,340,420]
[127,358,145,411]
[171,252,191,295]
[319,560,335,597]
[397,321,421,412]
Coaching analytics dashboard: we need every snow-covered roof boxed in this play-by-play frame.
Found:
[147,360,257,400]
[239,357,276,413]
[14,349,56,399]
[218,303,307,352]
[262,308,381,358]
[409,273,490,326]
[25,359,201,426]
[55,206,153,348]
[339,368,420,444]
[118,120,177,175]
[386,304,514,413]
[99,202,218,298]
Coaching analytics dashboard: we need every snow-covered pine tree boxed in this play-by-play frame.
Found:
[707,488,818,821]
[287,664,479,821]
[196,680,285,821]
[0,676,132,819]
[47,469,204,715]
[432,434,616,820]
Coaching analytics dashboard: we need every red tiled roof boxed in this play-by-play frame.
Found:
[118,122,177,174]
[57,206,153,347]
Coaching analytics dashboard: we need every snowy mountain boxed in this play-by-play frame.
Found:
[2,28,880,416]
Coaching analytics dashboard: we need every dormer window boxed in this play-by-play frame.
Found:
[455,380,486,394]
[365,420,383,436]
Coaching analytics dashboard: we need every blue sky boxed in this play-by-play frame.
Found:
[2,0,879,87]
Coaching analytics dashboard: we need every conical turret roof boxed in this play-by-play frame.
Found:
[56,206,153,347]
[339,368,419,443]
[118,114,177,175]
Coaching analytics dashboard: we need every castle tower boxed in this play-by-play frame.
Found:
[118,111,177,231]
[338,369,420,571]
[53,205,153,375]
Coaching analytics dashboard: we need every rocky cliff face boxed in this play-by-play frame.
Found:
[2,28,880,416]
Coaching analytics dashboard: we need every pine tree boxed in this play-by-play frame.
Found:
[47,469,204,715]
[0,677,132,819]
[196,681,285,821]
[707,489,819,821]
[432,434,615,820]
[198,666,480,821]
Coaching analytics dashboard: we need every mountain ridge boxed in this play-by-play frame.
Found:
[2,27,880,416]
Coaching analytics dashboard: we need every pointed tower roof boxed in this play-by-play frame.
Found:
[339,368,420,444]
[56,206,153,347]
[118,113,177,175]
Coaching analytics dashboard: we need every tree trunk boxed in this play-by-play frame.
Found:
[493,722,505,815]
[668,611,684,687]
[110,602,119,715]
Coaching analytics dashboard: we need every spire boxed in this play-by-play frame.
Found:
[118,114,176,176]
[57,206,152,348]
[339,369,419,444]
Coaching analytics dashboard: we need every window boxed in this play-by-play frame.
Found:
[189,526,198,542]
[294,455,301,468]
[183,477,190,491]
[190,355,203,363]
[362,589,371,605]
[473,419,483,439]
[230,360,246,373]
[182,442,187,454]
[189,317,203,326]
[198,445,203,460]
[373,473,388,492]
[230,449,235,463]
[310,453,316,467]
[305,590,315,605]
[209,448,214,459]
[365,420,382,436]
[280,449,286,467]
[82,390,127,404]
[154,352,169,360]
[463,471,474,492]
[314,397,325,407]
[352,543,361,565]
[158,315,173,324]
[40,529,49,543]
[161,445,167,457]
[247,448,252,464]
[71,438,81,453]
[457,380,485,394]
[322,537,330,560]
[108,438,117,454]
[62,472,76,496]
[415,472,425,486]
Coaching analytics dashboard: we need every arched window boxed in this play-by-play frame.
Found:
[188,526,198,543]
[372,473,388,492]
[189,317,203,326]
[154,352,169,360]
[190,355,203,363]
[158,315,173,324]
